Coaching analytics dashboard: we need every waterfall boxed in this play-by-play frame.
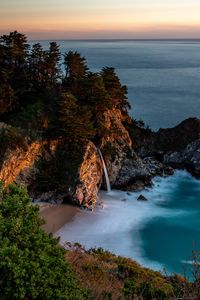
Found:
[97,148,111,193]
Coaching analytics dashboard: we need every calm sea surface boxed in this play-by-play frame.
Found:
[33,40,200,130]
[35,40,200,277]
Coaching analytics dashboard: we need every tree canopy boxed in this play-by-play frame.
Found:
[0,31,131,142]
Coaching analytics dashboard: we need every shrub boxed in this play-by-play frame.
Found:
[0,183,87,300]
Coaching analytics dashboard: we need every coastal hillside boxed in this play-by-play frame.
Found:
[1,183,199,300]
[1,31,200,206]
[1,31,200,300]
[0,31,131,207]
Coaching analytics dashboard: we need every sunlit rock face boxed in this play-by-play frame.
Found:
[99,108,132,186]
[0,137,102,207]
[73,141,103,207]
[0,140,58,187]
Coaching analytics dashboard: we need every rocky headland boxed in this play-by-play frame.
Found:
[1,115,200,208]
[0,33,199,208]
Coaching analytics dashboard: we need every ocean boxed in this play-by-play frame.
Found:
[56,171,200,278]
[33,39,200,130]
[34,40,200,277]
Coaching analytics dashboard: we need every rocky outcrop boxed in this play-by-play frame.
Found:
[156,118,200,152]
[0,140,56,187]
[0,136,102,207]
[164,139,200,178]
[114,151,172,191]
[73,142,103,207]
[111,117,200,192]
[1,114,200,207]
[114,151,152,190]
[100,108,132,185]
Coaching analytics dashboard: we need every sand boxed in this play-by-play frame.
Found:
[40,204,79,234]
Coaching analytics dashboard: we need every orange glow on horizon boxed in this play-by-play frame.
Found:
[1,1,200,39]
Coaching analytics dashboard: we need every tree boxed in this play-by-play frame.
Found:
[64,51,88,81]
[101,67,131,113]
[58,92,96,140]
[0,31,29,69]
[0,183,87,299]
[29,42,61,88]
[0,31,30,110]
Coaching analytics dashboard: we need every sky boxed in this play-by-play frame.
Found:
[0,0,200,40]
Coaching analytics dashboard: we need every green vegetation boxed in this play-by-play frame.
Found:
[0,182,199,300]
[66,244,200,300]
[0,183,87,299]
[0,31,130,143]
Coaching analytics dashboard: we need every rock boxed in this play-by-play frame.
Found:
[163,152,183,167]
[163,166,174,176]
[163,139,200,178]
[73,141,103,206]
[183,139,200,178]
[121,198,127,202]
[99,108,132,186]
[143,157,164,176]
[114,151,165,191]
[126,192,132,196]
[0,137,103,207]
[155,118,200,152]
[137,194,148,201]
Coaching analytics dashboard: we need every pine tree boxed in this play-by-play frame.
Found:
[58,92,96,140]
[101,67,131,113]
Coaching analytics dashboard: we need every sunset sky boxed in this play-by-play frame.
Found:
[1,0,200,39]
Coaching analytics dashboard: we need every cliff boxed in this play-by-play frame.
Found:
[1,114,200,207]
[99,108,132,185]
[127,117,200,179]
[0,130,102,207]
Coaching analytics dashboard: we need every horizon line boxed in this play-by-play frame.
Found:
[28,38,200,42]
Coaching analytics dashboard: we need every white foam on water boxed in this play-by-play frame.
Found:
[55,170,195,271]
[181,260,200,265]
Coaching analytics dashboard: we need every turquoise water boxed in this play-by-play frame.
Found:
[32,40,200,130]
[56,171,200,277]
[140,172,200,276]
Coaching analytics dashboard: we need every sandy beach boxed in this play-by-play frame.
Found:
[40,204,79,234]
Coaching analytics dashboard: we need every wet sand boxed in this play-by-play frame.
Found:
[40,204,79,234]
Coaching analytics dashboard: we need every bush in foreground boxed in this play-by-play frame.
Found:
[0,183,87,300]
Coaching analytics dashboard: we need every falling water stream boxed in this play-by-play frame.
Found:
[97,148,111,193]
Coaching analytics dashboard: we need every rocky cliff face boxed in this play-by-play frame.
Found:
[0,140,55,187]
[164,139,200,178]
[127,117,200,180]
[73,141,103,207]
[0,136,102,207]
[99,108,132,185]
[1,114,200,207]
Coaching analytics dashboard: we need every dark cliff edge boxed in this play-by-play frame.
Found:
[127,117,200,179]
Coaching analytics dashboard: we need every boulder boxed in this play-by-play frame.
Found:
[137,194,148,201]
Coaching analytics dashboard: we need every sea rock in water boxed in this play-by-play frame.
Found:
[163,166,174,176]
[137,194,148,201]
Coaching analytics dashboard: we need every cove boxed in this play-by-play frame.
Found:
[55,170,200,277]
